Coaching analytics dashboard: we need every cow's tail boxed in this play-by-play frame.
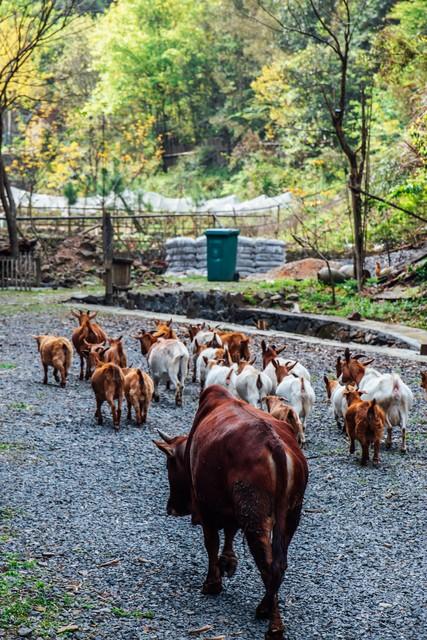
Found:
[270,437,305,585]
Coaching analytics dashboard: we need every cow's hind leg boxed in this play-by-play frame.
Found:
[219,526,238,578]
[245,524,284,640]
[201,524,222,595]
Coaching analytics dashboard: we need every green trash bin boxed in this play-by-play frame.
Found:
[205,228,240,281]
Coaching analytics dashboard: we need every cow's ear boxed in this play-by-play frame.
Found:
[153,440,175,457]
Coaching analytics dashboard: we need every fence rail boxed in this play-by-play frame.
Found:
[0,254,41,290]
[0,204,290,247]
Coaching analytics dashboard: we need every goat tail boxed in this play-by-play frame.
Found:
[178,354,188,384]
[137,368,145,390]
[63,342,72,367]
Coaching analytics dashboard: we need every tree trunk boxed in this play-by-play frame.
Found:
[349,171,364,291]
[0,154,18,257]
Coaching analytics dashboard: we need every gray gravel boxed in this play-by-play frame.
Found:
[1,310,426,640]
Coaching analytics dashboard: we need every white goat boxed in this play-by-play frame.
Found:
[235,363,272,409]
[204,360,238,396]
[148,338,189,406]
[361,372,413,452]
[264,358,311,392]
[196,347,225,386]
[276,374,315,429]
[324,376,348,429]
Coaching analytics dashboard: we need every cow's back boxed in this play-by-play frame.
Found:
[187,386,308,527]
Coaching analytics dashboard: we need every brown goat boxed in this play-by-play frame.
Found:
[265,395,305,447]
[71,310,107,380]
[133,331,157,357]
[90,353,125,429]
[261,340,286,369]
[345,392,385,465]
[152,319,177,339]
[338,348,375,386]
[33,335,73,388]
[270,359,298,385]
[218,331,250,363]
[123,368,154,425]
[104,336,127,368]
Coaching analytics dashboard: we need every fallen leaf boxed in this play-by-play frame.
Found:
[97,558,121,568]
[57,624,79,634]
[188,625,213,635]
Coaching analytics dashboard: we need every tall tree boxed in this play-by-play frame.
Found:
[236,0,394,289]
[0,0,80,255]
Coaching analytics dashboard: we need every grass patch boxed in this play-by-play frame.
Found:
[0,553,86,637]
[111,606,154,620]
[0,363,16,370]
[8,402,31,411]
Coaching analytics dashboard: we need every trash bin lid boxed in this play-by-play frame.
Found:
[204,228,240,236]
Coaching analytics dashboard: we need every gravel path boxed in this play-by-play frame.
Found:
[1,310,426,640]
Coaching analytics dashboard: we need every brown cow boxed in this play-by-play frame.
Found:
[33,335,73,388]
[154,385,308,640]
[71,310,107,380]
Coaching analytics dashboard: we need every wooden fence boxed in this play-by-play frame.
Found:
[0,254,41,290]
[5,204,289,248]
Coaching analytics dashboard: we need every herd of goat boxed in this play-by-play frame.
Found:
[29,309,425,638]
[31,309,422,467]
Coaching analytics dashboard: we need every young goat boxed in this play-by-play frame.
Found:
[204,358,238,397]
[235,360,272,409]
[262,340,310,392]
[344,390,386,466]
[276,374,315,431]
[324,375,347,430]
[104,336,127,368]
[123,368,154,425]
[148,338,189,406]
[265,395,305,447]
[340,348,413,452]
[195,343,228,387]
[189,324,221,382]
[217,331,250,363]
[90,352,125,429]
[71,310,107,380]
[33,335,73,388]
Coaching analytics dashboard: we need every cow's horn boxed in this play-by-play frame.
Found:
[157,430,174,443]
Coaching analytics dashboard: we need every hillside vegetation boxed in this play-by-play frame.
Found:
[1,0,426,252]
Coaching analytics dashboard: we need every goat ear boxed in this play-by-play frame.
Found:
[167,318,172,327]
[117,335,123,341]
[286,361,298,373]
[89,311,97,319]
[362,358,374,366]
[203,356,209,366]
[344,348,351,362]
[261,340,267,353]
[71,310,81,319]
[272,359,279,370]
[153,440,174,457]
[276,345,286,354]
[323,375,329,385]
[249,357,256,365]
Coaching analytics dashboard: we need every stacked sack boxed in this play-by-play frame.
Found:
[165,237,196,273]
[236,237,256,276]
[255,238,286,273]
[195,235,207,275]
